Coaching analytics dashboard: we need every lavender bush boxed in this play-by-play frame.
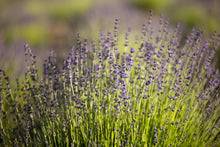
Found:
[0,11,220,146]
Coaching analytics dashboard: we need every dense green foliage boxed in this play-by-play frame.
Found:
[0,12,220,146]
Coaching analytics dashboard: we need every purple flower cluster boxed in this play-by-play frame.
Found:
[0,11,220,146]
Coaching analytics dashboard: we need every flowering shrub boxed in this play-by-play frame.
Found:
[0,11,220,146]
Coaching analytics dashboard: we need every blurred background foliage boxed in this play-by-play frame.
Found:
[0,0,220,82]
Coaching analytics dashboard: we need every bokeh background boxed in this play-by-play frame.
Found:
[0,0,220,82]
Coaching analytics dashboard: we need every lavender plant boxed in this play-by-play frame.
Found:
[0,11,220,147]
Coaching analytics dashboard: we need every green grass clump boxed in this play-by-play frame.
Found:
[4,24,50,47]
[0,11,220,146]
[173,5,220,33]
[48,0,93,21]
[130,0,174,11]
